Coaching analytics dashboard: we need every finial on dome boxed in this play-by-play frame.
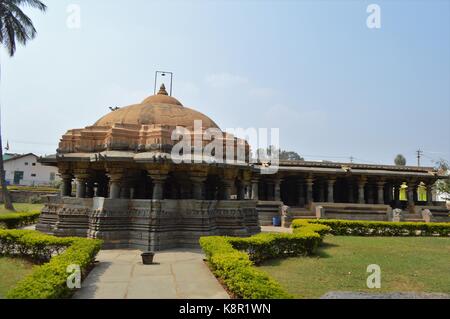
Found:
[158,84,168,96]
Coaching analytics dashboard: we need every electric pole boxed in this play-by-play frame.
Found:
[416,149,423,167]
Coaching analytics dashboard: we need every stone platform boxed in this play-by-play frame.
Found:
[37,196,260,250]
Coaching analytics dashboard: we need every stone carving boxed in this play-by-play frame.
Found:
[391,208,403,222]
[421,209,432,223]
[37,197,260,250]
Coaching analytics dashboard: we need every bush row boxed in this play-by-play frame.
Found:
[0,211,41,229]
[0,230,102,299]
[292,219,450,237]
[199,222,330,299]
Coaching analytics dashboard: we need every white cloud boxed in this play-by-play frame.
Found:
[205,73,249,89]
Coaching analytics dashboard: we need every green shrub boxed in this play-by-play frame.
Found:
[199,222,330,299]
[200,236,293,299]
[0,230,102,299]
[292,219,450,237]
[0,211,41,229]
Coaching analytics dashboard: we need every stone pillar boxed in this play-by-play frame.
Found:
[86,180,95,198]
[318,180,325,202]
[60,174,73,197]
[251,179,259,200]
[223,179,234,200]
[393,183,401,207]
[306,176,314,206]
[348,180,354,203]
[274,178,282,201]
[407,181,416,208]
[327,178,336,203]
[149,172,168,200]
[191,173,207,200]
[426,183,434,205]
[108,173,123,199]
[297,179,305,207]
[74,170,89,199]
[358,177,367,204]
[377,180,385,204]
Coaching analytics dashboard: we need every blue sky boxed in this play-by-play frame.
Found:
[1,0,449,166]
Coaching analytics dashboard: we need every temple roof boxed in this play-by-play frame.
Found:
[94,84,220,130]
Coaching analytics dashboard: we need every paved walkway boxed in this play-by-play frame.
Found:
[73,249,229,299]
[261,226,293,234]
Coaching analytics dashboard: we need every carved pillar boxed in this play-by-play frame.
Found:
[318,179,325,202]
[358,176,367,204]
[348,180,354,203]
[191,172,207,200]
[108,171,123,199]
[149,171,168,200]
[377,180,385,204]
[393,182,401,207]
[327,178,336,203]
[86,180,95,198]
[297,179,305,207]
[426,182,434,205]
[274,178,282,202]
[74,170,89,199]
[251,179,259,200]
[306,176,314,206]
[223,179,234,200]
[407,180,416,208]
[60,173,73,197]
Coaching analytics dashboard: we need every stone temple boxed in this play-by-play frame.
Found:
[37,84,449,250]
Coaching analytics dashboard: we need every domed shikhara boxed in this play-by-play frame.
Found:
[58,84,232,154]
[94,84,220,130]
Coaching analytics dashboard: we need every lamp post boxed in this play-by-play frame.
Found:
[154,71,173,96]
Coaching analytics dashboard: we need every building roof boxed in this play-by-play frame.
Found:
[94,84,220,130]
[3,153,38,162]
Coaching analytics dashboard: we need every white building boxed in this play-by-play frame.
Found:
[3,153,60,186]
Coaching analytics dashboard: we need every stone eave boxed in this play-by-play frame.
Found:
[276,160,436,173]
[254,165,441,179]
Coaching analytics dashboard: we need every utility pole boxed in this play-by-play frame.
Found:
[349,156,354,163]
[416,149,423,167]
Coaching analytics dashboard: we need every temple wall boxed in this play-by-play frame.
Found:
[36,196,260,250]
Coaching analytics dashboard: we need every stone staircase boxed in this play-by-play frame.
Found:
[282,207,315,228]
[256,201,283,226]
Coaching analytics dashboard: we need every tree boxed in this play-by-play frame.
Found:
[279,150,304,161]
[435,159,450,200]
[0,0,47,211]
[394,154,406,166]
[255,146,304,162]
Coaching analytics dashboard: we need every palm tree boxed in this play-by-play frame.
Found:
[0,0,46,211]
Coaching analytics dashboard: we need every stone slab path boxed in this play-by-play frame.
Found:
[73,249,229,299]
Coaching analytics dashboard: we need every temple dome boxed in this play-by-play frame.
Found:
[94,84,221,130]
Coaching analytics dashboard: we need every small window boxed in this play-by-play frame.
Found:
[31,173,36,177]
[25,162,29,166]
[32,163,36,166]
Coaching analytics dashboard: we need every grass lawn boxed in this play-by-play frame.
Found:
[259,236,450,298]
[0,203,44,215]
[0,257,34,298]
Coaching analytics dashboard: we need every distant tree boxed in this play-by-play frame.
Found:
[0,0,47,211]
[394,154,406,166]
[255,146,304,162]
[435,159,450,200]
[279,150,304,161]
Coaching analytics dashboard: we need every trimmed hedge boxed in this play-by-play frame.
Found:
[0,230,102,299]
[292,219,450,237]
[199,222,330,299]
[0,211,41,229]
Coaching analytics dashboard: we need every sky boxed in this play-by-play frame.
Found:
[1,0,449,167]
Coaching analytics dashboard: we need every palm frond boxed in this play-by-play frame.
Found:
[0,0,45,56]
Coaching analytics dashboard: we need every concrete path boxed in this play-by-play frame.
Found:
[73,249,229,299]
[261,226,293,234]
